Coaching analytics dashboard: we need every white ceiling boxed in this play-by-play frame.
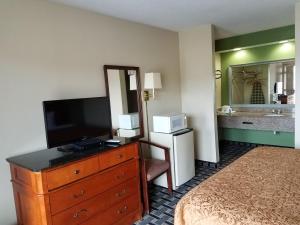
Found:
[49,0,299,39]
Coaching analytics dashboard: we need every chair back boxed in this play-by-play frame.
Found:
[138,140,170,163]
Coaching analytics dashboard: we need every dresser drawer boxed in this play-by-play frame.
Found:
[46,156,99,190]
[52,178,139,225]
[49,159,138,214]
[81,194,140,225]
[99,144,138,170]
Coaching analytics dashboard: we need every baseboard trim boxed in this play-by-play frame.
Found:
[195,160,219,168]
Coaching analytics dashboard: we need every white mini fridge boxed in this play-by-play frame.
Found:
[150,128,195,190]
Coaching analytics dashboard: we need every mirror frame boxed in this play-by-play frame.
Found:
[228,58,295,108]
[103,65,144,139]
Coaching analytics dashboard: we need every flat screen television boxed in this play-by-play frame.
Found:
[43,97,112,148]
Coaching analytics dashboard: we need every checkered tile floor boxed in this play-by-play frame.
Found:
[135,141,257,225]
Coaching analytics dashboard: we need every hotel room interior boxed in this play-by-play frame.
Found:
[1,0,300,224]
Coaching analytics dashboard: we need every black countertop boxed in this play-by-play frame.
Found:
[6,137,138,172]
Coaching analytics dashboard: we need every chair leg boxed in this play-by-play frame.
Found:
[166,168,173,196]
[141,173,150,214]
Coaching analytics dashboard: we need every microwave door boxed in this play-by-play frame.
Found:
[171,117,183,133]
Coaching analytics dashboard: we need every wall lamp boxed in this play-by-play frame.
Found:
[143,72,162,140]
[143,72,162,101]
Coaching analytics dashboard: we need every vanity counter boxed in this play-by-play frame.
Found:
[217,111,295,132]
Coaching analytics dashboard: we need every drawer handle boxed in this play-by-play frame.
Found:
[242,121,253,124]
[116,172,126,180]
[117,206,128,214]
[115,189,127,197]
[73,169,80,175]
[73,209,88,218]
[73,190,86,199]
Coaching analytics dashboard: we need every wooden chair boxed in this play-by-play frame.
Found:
[139,140,173,214]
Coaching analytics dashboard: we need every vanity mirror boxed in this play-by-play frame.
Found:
[229,59,295,106]
[104,65,144,138]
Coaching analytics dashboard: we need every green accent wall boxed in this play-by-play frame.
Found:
[221,42,296,105]
[220,128,295,147]
[216,25,295,52]
[217,26,295,147]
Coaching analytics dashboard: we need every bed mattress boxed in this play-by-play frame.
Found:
[174,147,300,225]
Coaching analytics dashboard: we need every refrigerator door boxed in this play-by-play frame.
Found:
[173,130,195,186]
[149,132,175,189]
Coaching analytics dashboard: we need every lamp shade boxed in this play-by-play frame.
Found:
[144,72,162,89]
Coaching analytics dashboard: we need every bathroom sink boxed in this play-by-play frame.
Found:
[264,114,285,117]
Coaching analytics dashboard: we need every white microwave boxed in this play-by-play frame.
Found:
[153,113,187,133]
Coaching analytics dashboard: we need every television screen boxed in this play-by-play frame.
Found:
[43,97,112,148]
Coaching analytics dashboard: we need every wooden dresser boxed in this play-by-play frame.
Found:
[7,142,142,225]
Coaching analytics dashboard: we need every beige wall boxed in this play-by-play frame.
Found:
[179,25,219,162]
[0,0,181,223]
[295,3,300,148]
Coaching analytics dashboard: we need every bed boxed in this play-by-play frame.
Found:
[174,147,300,225]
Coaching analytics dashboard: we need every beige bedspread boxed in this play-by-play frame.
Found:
[174,147,300,225]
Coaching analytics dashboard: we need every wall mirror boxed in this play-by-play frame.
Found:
[104,65,144,139]
[229,59,295,106]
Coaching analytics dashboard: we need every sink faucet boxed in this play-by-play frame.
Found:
[272,109,281,115]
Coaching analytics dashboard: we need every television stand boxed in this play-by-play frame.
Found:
[7,142,142,225]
